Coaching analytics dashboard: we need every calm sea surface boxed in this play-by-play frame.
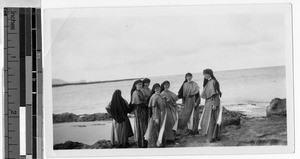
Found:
[53,66,286,145]
[53,66,286,114]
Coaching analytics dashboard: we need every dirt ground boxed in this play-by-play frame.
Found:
[54,114,287,149]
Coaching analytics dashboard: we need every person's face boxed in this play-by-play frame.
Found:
[186,75,192,81]
[136,83,143,90]
[155,87,161,93]
[144,83,150,88]
[203,73,211,79]
[164,83,170,91]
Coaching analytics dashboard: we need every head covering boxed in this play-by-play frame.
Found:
[130,79,143,102]
[148,83,165,108]
[202,68,222,97]
[178,73,193,98]
[110,89,128,123]
[186,72,193,78]
[142,78,151,86]
[161,80,170,92]
[203,69,213,76]
[150,83,161,98]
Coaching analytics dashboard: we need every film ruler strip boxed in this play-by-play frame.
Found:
[3,8,43,159]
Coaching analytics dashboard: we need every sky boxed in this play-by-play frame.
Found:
[47,5,289,82]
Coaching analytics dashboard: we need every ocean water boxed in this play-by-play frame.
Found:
[54,119,135,145]
[53,66,286,145]
[53,66,286,115]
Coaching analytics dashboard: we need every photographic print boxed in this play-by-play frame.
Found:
[43,3,293,155]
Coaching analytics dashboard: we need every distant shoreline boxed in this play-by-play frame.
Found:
[53,112,112,124]
[52,78,139,88]
[53,112,136,124]
[52,65,285,88]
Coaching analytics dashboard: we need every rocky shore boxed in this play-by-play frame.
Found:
[53,112,112,123]
[54,98,287,149]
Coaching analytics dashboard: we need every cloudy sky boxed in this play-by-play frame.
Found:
[47,4,289,82]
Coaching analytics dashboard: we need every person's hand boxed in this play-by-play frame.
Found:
[154,119,159,124]
[212,105,217,110]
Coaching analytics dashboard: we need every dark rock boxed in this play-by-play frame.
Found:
[179,104,244,129]
[90,140,113,149]
[53,143,64,150]
[53,113,79,123]
[266,98,286,117]
[221,107,245,127]
[54,140,115,150]
[53,141,85,150]
[53,112,112,123]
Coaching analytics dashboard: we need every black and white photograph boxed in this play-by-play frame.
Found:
[42,2,294,157]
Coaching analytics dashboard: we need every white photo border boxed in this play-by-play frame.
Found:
[42,0,295,158]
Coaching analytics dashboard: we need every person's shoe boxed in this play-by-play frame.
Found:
[166,140,176,144]
[210,138,219,143]
[185,129,193,135]
[124,143,130,148]
[190,130,199,135]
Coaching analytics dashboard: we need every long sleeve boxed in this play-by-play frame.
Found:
[211,94,220,107]
[152,102,160,121]
[183,81,199,98]
[105,103,112,115]
[131,91,141,104]
[124,99,134,114]
[171,92,179,103]
[201,79,217,99]
[162,91,178,107]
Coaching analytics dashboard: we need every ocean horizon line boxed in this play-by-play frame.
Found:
[52,65,285,88]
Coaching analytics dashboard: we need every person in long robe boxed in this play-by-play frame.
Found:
[177,73,200,133]
[144,83,167,147]
[105,89,134,148]
[141,78,151,107]
[160,81,179,142]
[198,69,222,143]
[130,79,149,148]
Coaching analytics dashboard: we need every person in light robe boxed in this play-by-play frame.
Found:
[198,69,222,143]
[130,79,148,148]
[177,73,200,133]
[144,83,167,147]
[160,81,179,142]
[105,89,134,148]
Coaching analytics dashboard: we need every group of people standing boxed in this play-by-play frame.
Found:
[105,69,222,148]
